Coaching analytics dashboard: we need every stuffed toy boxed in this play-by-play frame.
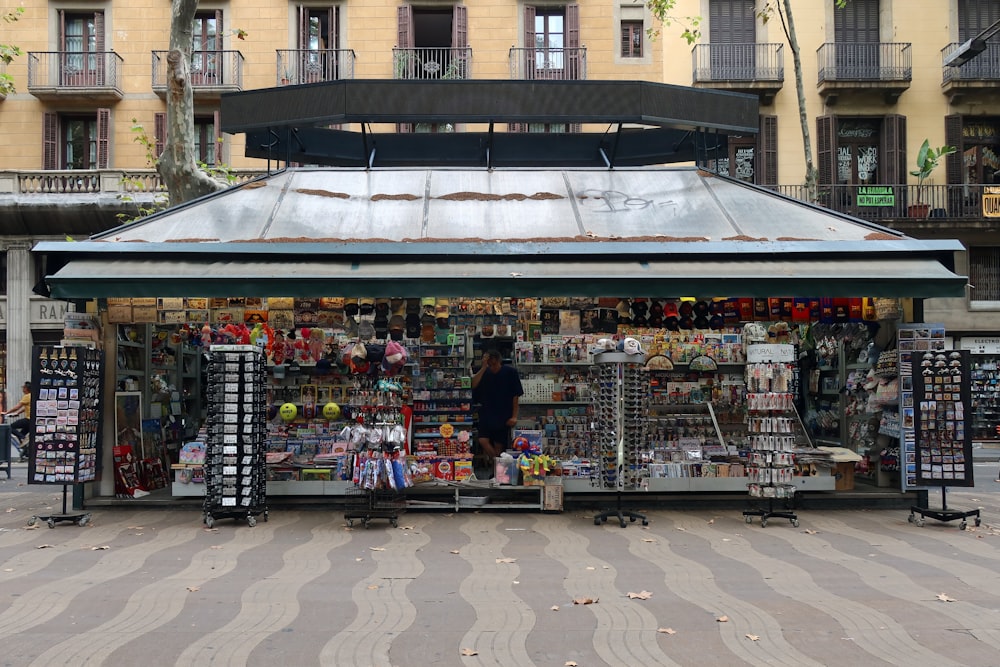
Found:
[272,330,287,365]
[200,323,213,348]
[381,340,409,376]
[249,322,264,347]
[308,327,325,362]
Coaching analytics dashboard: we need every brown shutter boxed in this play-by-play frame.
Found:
[566,4,580,79]
[154,112,166,157]
[213,109,223,165]
[945,114,963,184]
[329,7,339,49]
[523,6,536,79]
[43,112,59,170]
[97,107,110,169]
[816,115,835,186]
[94,11,106,85]
[59,10,66,51]
[508,123,528,133]
[882,114,905,184]
[397,5,412,49]
[453,5,467,48]
[215,9,223,46]
[298,5,308,48]
[759,115,778,186]
[94,11,105,52]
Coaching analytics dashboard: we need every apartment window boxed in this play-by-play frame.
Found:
[59,10,105,86]
[298,7,340,82]
[195,115,217,166]
[42,109,110,170]
[523,5,581,79]
[969,247,1000,305]
[620,20,642,58]
[709,136,756,182]
[817,115,906,187]
[191,10,222,84]
[705,116,777,185]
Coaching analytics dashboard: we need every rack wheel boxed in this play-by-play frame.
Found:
[47,518,55,529]
[27,516,37,527]
[975,517,982,527]
[263,511,269,523]
[247,515,257,528]
[907,513,914,523]
[916,518,925,527]
[347,519,355,527]
[619,520,627,528]
[791,519,799,528]
[641,519,649,526]
[594,517,602,526]
[745,515,753,524]
[78,514,91,527]
[760,519,768,528]
[960,521,967,531]
[629,516,636,522]
[390,518,399,528]
[363,519,370,529]
[204,515,215,529]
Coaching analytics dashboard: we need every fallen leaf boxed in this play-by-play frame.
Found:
[210,545,223,550]
[370,547,386,552]
[355,557,363,562]
[657,627,676,634]
[37,544,55,549]
[642,538,657,543]
[90,545,110,551]
[586,566,595,570]
[203,528,219,533]
[187,586,200,592]
[676,527,687,531]
[367,585,379,590]
[565,662,578,666]
[399,525,414,530]
[717,615,729,623]
[573,597,598,605]
[127,526,144,530]
[746,634,760,641]
[937,593,956,602]
[496,557,517,564]
[804,529,818,535]
[627,590,653,600]
[460,648,478,656]
[6,508,16,513]
[551,605,560,611]
[24,525,38,530]
[513,580,520,584]
[450,550,460,554]
[707,519,714,525]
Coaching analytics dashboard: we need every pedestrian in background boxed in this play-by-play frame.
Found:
[5,381,32,445]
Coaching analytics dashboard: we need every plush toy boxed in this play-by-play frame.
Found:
[380,340,409,376]
[236,323,251,345]
[200,323,213,347]
[249,322,264,347]
[272,330,287,365]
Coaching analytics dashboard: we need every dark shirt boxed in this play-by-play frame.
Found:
[474,364,524,430]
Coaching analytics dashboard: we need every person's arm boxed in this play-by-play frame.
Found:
[470,362,487,389]
[5,402,24,418]
[506,395,520,427]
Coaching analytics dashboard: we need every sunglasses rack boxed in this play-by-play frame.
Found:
[202,345,269,529]
[591,352,650,527]
[742,343,802,528]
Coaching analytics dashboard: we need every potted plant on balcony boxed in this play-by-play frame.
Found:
[280,66,293,86]
[908,139,956,218]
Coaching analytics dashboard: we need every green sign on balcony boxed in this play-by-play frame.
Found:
[856,186,894,207]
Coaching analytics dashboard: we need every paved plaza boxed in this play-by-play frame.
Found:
[3,463,1000,667]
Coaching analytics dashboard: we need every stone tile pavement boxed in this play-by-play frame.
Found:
[3,465,1000,666]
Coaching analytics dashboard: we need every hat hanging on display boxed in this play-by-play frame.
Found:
[406,298,420,315]
[679,301,694,318]
[344,300,360,316]
[709,314,725,330]
[664,316,680,331]
[375,298,390,316]
[405,314,421,339]
[694,315,710,330]
[694,300,710,317]
[663,301,679,318]
[389,314,406,341]
[359,297,375,315]
[390,298,406,315]
[618,337,645,356]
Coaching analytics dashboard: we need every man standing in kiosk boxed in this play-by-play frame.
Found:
[471,350,523,477]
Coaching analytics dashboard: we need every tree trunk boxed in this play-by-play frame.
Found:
[779,0,818,202]
[157,0,223,205]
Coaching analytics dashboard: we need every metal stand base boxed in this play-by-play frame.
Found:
[594,491,648,528]
[27,484,91,528]
[743,498,799,528]
[909,487,981,530]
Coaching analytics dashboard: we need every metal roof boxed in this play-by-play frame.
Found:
[34,166,967,299]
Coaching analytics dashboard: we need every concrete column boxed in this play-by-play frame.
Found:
[6,242,33,396]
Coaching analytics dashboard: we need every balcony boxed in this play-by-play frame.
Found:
[27,51,124,102]
[508,47,587,80]
[767,183,1000,231]
[941,42,1000,104]
[393,47,472,80]
[816,42,911,105]
[151,50,244,100]
[691,43,783,105]
[276,49,356,86]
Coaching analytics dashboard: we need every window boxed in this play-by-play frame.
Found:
[620,20,642,58]
[194,115,217,166]
[523,5,581,79]
[706,116,777,186]
[709,136,756,182]
[59,11,105,86]
[191,11,222,84]
[969,247,1000,305]
[298,7,340,83]
[817,115,906,187]
[42,109,110,170]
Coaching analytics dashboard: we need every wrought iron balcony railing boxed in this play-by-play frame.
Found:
[0,169,266,196]
[27,51,123,99]
[276,49,356,86]
[393,47,472,80]
[151,50,244,93]
[508,47,587,80]
[766,183,1000,222]
[816,42,912,83]
[692,43,783,83]
[942,42,1000,83]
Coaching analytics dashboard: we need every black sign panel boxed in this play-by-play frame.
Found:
[911,349,974,487]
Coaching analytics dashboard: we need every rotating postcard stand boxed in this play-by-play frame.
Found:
[592,352,649,528]
[907,349,981,530]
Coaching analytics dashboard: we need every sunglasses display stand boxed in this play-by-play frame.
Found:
[742,343,802,528]
[591,352,649,527]
[202,345,269,528]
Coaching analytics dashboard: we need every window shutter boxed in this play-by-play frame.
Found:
[524,6,536,47]
[94,11,105,53]
[154,112,166,157]
[329,7,339,49]
[397,5,412,49]
[759,115,778,186]
[43,112,59,170]
[298,5,308,48]
[566,4,580,78]
[816,115,835,185]
[945,114,963,184]
[882,114,905,184]
[508,123,528,133]
[215,9,223,47]
[453,5,467,48]
[59,10,66,51]
[213,109,223,165]
[97,107,111,169]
